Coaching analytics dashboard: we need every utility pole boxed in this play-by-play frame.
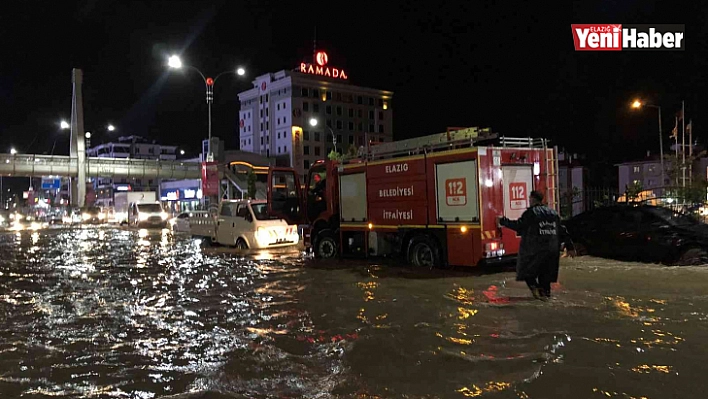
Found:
[682,100,686,189]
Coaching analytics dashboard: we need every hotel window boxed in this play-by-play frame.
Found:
[327,91,332,100]
[378,125,384,133]
[261,137,264,145]
[336,92,342,101]
[315,146,321,156]
[260,109,263,117]
[304,160,310,170]
[379,111,384,119]
[265,94,268,102]
[378,98,384,107]
[633,166,640,173]
[336,120,343,129]
[348,108,354,117]
[336,106,342,116]
[301,88,308,97]
[277,132,281,139]
[278,147,281,154]
[303,102,309,111]
[282,102,287,109]
[326,134,332,143]
[304,146,310,155]
[313,103,320,113]
[357,96,363,104]
[369,124,374,132]
[358,109,363,118]
[326,119,332,128]
[304,130,310,140]
[337,134,342,144]
[348,135,354,145]
[283,116,287,123]
[348,121,354,130]
[369,97,374,106]
[358,122,363,131]
[277,118,280,125]
[312,89,319,98]
[315,132,321,141]
[369,110,374,119]
[326,105,332,115]
[277,103,280,110]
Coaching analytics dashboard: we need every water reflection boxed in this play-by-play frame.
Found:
[0,228,707,398]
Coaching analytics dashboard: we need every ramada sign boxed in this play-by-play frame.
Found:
[299,51,348,80]
[571,24,685,51]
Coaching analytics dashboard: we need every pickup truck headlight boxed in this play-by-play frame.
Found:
[160,212,168,220]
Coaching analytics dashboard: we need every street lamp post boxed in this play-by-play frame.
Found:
[309,118,337,153]
[632,100,665,191]
[167,55,246,162]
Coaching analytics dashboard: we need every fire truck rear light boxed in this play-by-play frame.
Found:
[485,242,499,252]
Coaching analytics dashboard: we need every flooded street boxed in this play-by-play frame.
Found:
[1,227,708,398]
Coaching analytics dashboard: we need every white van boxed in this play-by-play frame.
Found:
[215,199,298,249]
[128,202,168,228]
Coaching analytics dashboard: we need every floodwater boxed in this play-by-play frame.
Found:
[1,227,708,398]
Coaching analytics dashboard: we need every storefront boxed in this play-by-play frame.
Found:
[160,180,203,214]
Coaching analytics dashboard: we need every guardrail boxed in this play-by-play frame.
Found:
[0,154,202,179]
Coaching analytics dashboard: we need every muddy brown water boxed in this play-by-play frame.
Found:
[1,226,707,398]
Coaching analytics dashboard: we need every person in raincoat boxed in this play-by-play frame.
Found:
[498,190,573,299]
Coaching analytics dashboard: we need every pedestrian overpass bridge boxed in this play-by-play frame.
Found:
[0,153,268,201]
[0,153,202,179]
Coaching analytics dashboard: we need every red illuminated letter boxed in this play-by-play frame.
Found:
[316,66,323,75]
[300,63,306,72]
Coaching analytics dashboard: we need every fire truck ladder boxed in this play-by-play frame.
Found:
[361,127,499,161]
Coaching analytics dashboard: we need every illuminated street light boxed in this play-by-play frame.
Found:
[60,120,70,129]
[85,132,91,139]
[107,124,115,132]
[168,55,182,69]
[10,148,17,155]
[630,98,664,188]
[180,150,185,155]
[309,118,337,152]
[166,56,249,163]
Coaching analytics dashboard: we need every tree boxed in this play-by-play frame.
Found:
[328,149,342,161]
[346,145,359,158]
[247,168,257,199]
[625,180,643,203]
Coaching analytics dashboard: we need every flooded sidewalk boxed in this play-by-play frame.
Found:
[0,227,707,398]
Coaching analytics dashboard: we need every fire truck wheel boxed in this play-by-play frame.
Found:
[407,236,441,268]
[235,238,248,250]
[314,230,338,259]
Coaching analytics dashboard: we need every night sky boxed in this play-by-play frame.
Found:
[1,0,707,192]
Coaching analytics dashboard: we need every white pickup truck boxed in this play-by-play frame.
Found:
[190,200,299,249]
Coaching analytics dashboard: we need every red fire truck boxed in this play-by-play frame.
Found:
[267,128,559,267]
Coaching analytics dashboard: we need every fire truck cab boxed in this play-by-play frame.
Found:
[268,128,559,268]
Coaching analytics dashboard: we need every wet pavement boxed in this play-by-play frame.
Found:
[1,226,708,398]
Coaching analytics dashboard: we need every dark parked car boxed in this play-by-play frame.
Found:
[564,205,708,265]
